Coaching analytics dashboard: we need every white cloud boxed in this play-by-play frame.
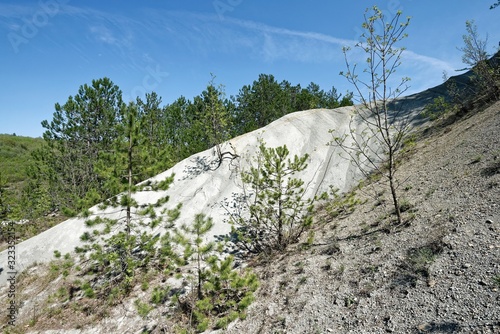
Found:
[89,25,118,45]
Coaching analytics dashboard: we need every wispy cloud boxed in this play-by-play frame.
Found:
[224,17,354,63]
[88,24,133,48]
[89,25,118,45]
[228,17,456,91]
[1,2,456,94]
[403,51,456,74]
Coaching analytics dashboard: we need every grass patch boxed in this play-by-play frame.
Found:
[493,275,500,287]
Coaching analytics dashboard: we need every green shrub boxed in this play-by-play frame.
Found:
[150,286,170,304]
[326,187,361,219]
[81,282,95,298]
[134,299,153,319]
[172,214,259,331]
[421,96,456,120]
[229,141,319,254]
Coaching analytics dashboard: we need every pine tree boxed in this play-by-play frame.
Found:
[38,77,123,212]
[75,102,181,298]
[173,213,259,331]
[174,214,216,300]
[136,92,173,176]
[229,141,318,254]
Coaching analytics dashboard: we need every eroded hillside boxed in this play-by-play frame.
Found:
[224,101,500,333]
[1,99,499,333]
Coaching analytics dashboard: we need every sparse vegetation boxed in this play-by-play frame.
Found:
[493,275,500,287]
[325,187,362,219]
[403,241,443,279]
[2,5,499,333]
[421,96,457,120]
[455,20,500,105]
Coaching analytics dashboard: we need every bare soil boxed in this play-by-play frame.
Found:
[2,101,499,334]
[223,101,500,334]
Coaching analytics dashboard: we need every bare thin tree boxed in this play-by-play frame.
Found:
[332,6,411,225]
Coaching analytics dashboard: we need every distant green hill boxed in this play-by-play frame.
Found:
[0,134,69,246]
[0,134,44,217]
[0,134,43,182]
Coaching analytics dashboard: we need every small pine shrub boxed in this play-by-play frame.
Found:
[326,187,361,219]
[171,213,259,331]
[134,299,153,319]
[81,282,95,298]
[493,275,500,287]
[150,286,170,304]
[421,96,457,120]
[228,142,318,254]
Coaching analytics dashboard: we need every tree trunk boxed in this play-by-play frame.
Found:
[127,136,132,235]
[388,151,402,225]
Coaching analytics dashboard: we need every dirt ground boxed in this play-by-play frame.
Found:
[2,101,499,334]
[223,101,500,334]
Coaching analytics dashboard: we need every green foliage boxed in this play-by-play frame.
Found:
[229,141,317,254]
[325,187,362,219]
[37,78,123,213]
[74,173,180,301]
[201,74,233,162]
[402,241,443,280]
[0,134,44,219]
[81,282,95,298]
[174,214,217,300]
[20,74,351,226]
[458,20,489,69]
[150,286,170,304]
[134,299,153,319]
[0,134,44,183]
[457,21,500,102]
[0,172,8,220]
[232,74,353,135]
[172,213,259,331]
[154,174,176,191]
[421,96,456,120]
[492,275,500,286]
[398,198,414,213]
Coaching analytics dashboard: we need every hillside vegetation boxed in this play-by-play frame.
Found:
[0,134,43,218]
[0,135,69,248]
[2,94,499,334]
[1,7,499,334]
[0,134,43,184]
[0,75,352,249]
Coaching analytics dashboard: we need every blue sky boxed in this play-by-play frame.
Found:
[1,0,498,137]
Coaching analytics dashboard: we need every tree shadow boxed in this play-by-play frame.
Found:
[180,145,240,181]
[181,155,219,180]
[481,161,500,177]
[416,321,461,333]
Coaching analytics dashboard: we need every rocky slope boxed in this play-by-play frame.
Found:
[223,100,500,334]
[1,98,499,333]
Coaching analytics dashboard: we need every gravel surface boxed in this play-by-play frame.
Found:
[3,101,498,334]
[222,101,500,334]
